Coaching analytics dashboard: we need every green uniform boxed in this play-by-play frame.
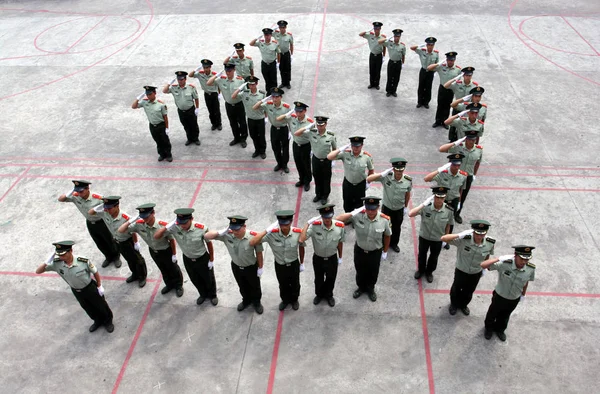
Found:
[449,79,478,100]
[456,102,487,122]
[167,221,210,258]
[194,70,218,93]
[64,193,104,222]
[262,228,304,263]
[335,150,374,184]
[449,144,483,176]
[416,48,439,69]
[167,84,198,110]
[128,220,173,251]
[363,32,385,55]
[417,204,454,241]
[433,62,462,85]
[273,30,293,53]
[383,40,406,61]
[215,230,264,267]
[489,259,535,300]
[307,129,337,159]
[350,211,392,251]
[45,256,97,289]
[377,173,412,210]
[214,75,245,104]
[433,170,467,201]
[450,116,485,139]
[98,211,133,242]
[240,89,266,120]
[229,56,254,78]
[305,220,346,257]
[137,99,167,125]
[285,113,313,145]
[261,101,290,127]
[256,39,280,63]
[449,236,495,274]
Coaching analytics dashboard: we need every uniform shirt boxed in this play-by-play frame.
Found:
[273,30,294,53]
[256,39,280,63]
[335,149,374,184]
[417,203,454,242]
[98,210,133,242]
[229,56,254,78]
[128,219,173,251]
[305,220,346,257]
[168,221,210,258]
[377,173,412,211]
[456,102,487,122]
[416,48,439,69]
[214,76,245,104]
[433,170,467,201]
[350,211,392,251]
[137,99,167,125]
[449,236,495,274]
[383,40,406,61]
[450,117,485,139]
[64,192,104,222]
[167,84,198,110]
[363,32,385,55]
[284,114,313,145]
[261,101,290,127]
[433,62,462,85]
[308,129,337,159]
[240,89,266,120]
[215,230,264,267]
[45,256,96,289]
[194,70,219,93]
[489,259,535,300]
[449,79,478,99]
[262,227,304,264]
[449,144,483,176]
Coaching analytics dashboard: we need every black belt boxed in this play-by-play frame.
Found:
[150,122,165,127]
[357,245,382,254]
[390,60,402,63]
[317,254,337,260]
[315,157,328,161]
[262,60,275,65]
[73,281,94,292]
[178,106,194,112]
[272,126,288,131]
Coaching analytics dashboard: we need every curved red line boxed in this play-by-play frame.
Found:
[33,16,89,54]
[518,15,598,56]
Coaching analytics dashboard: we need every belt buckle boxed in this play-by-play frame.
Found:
[285,263,291,267]
[322,257,329,260]
[239,266,244,270]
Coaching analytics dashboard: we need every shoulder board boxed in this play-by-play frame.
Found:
[170,84,177,87]
[158,220,167,226]
[92,193,103,199]
[420,48,426,51]
[157,99,164,103]
[312,220,322,225]
[473,81,479,86]
[211,71,217,75]
[136,219,144,224]
[292,227,302,233]
[400,41,405,45]
[194,223,205,229]
[274,29,280,34]
[381,34,387,38]
[220,75,227,79]
[463,101,471,106]
[326,131,334,135]
[486,236,496,244]
[444,203,455,211]
[122,213,129,220]
[260,39,265,42]
[463,234,472,240]
[77,257,89,263]
[267,101,273,105]
[456,65,461,69]
[249,230,258,236]
[503,260,512,263]
[456,80,463,84]
[246,56,253,59]
[271,228,280,233]
[481,103,487,107]
[272,39,278,43]
[478,120,485,124]
[189,83,196,87]
[369,32,374,35]
[404,174,412,181]
[288,32,293,35]
[236,76,243,80]
[476,145,483,149]
[459,116,467,120]
[362,151,372,157]
[442,169,449,173]
[380,213,390,220]
[291,113,297,118]
[142,98,149,101]
[307,117,314,123]
[232,55,239,59]
[259,90,266,94]
[526,262,536,268]
[53,257,61,262]
[434,49,439,53]
[334,221,345,228]
[459,170,468,176]
[282,103,290,108]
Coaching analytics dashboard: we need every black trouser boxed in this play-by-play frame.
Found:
[448,108,459,141]
[342,178,366,212]
[248,118,267,154]
[354,244,382,292]
[312,156,332,200]
[86,219,119,261]
[116,238,147,280]
[381,205,404,248]
[450,268,482,308]
[275,259,300,303]
[231,261,262,305]
[204,92,222,127]
[456,175,473,215]
[149,122,172,158]
[149,247,183,289]
[261,60,277,93]
[484,291,520,333]
[417,68,435,105]
[369,53,383,87]
[225,102,248,142]
[313,253,338,298]
[177,106,200,142]
[293,142,311,184]
[386,60,402,94]
[270,125,290,168]
[72,280,113,325]
[279,51,291,86]
[183,253,216,299]
[435,85,454,124]
[417,236,442,274]
[446,197,460,233]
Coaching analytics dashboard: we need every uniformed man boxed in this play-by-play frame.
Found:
[408,187,454,283]
[336,197,391,302]
[443,66,478,141]
[205,216,265,314]
[366,158,412,253]
[410,36,439,108]
[295,115,337,204]
[189,59,223,131]
[224,43,255,79]
[327,136,374,213]
[440,220,495,316]
[254,87,291,172]
[131,85,172,162]
[58,180,120,268]
[424,153,467,226]
[35,241,114,333]
[250,28,280,93]
[232,76,267,158]
[379,29,406,97]
[439,130,482,219]
[444,102,485,143]
[274,20,294,89]
[118,203,184,297]
[278,101,313,191]
[207,63,248,148]
[162,71,201,146]
[481,245,536,341]
[300,204,345,307]
[451,86,487,122]
[359,22,386,89]
[88,196,148,287]
[250,210,304,311]
[154,208,218,306]
[428,51,461,128]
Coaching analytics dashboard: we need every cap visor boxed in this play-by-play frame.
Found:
[139,213,151,219]
[518,254,532,259]
[435,194,447,198]
[278,220,292,225]
[176,218,190,225]
[55,250,68,255]
[321,213,334,218]
[73,187,86,192]
[229,224,243,230]
[364,204,379,210]
[473,230,487,235]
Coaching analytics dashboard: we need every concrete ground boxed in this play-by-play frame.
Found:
[0,0,599,393]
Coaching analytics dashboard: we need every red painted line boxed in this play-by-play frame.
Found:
[411,184,600,193]
[308,0,328,117]
[424,289,600,298]
[0,167,30,203]
[561,16,600,56]
[292,187,303,227]
[63,16,107,53]
[0,7,119,17]
[267,311,285,394]
[0,271,160,282]
[374,169,600,179]
[188,170,208,207]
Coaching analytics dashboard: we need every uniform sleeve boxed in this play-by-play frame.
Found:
[384,220,392,236]
[254,242,264,253]
[366,156,374,170]
[335,150,346,160]
[305,225,313,240]
[447,212,455,226]
[461,176,467,188]
[64,195,75,203]
[488,244,495,256]
[339,227,346,243]
[488,261,504,272]
[262,233,272,244]
[137,100,148,108]
[161,104,168,116]
[529,269,535,282]
[449,237,462,247]
[407,181,413,192]
[331,135,337,150]
[87,260,98,274]
[451,118,462,127]
[456,103,466,112]
[44,261,57,272]
[192,86,199,99]
[167,85,174,94]
[432,173,441,183]
[401,46,406,56]
[289,34,294,44]
[448,146,458,154]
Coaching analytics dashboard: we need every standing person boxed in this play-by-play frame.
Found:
[224,43,254,79]
[451,86,487,122]
[410,37,439,108]
[131,85,172,162]
[444,103,485,143]
[424,153,467,225]
[118,203,184,298]
[428,51,461,128]
[359,22,386,89]
[408,187,454,283]
[189,59,222,131]
[274,20,294,89]
[35,241,114,333]
[154,208,218,306]
[57,180,120,268]
[232,76,267,158]
[250,210,304,311]
[205,216,265,314]
[443,66,478,141]
[481,245,536,341]
[441,220,495,316]
[366,158,412,253]
[254,87,291,172]
[327,136,374,213]
[278,101,313,190]
[207,63,248,148]
[379,29,406,97]
[163,71,201,146]
[250,28,280,93]
[299,204,345,307]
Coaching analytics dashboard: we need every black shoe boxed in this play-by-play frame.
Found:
[313,296,321,305]
[211,125,217,131]
[260,153,266,159]
[194,140,201,146]
[278,84,285,89]
[254,303,264,314]
[432,122,440,128]
[292,301,299,310]
[197,297,206,305]
[368,291,377,302]
[461,306,470,316]
[353,289,362,299]
[229,139,238,146]
[273,165,281,172]
[161,285,172,295]
[138,278,147,288]
[444,243,451,250]
[303,183,310,191]
[484,329,493,340]
[391,245,400,253]
[496,331,507,341]
[454,214,463,224]
[295,181,303,187]
[185,141,193,146]
[320,199,327,205]
[278,302,288,311]
[89,322,101,332]
[101,259,110,268]
[158,156,165,162]
[424,104,429,109]
[252,151,260,158]
[443,124,449,130]
[240,141,247,148]
[375,86,380,90]
[386,93,391,97]
[211,297,218,306]
[392,93,397,97]
[217,125,222,130]
[367,85,373,89]
[449,305,458,315]
[125,275,137,283]
[176,287,184,297]
[105,322,114,333]
[312,195,321,203]
[237,302,249,311]
[426,273,434,283]
[414,271,423,279]
[327,297,335,307]
[285,85,291,89]
[166,157,173,162]
[283,167,290,173]
[416,103,423,108]
[113,259,122,268]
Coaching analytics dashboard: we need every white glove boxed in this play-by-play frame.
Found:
[195,65,202,72]
[172,255,177,263]
[238,82,248,91]
[458,229,473,239]
[285,109,294,117]
[472,175,477,182]
[256,34,263,40]
[136,92,145,100]
[419,44,427,48]
[365,182,371,190]
[437,162,451,173]
[453,73,464,82]
[194,108,200,116]
[216,70,224,78]
[381,167,394,177]
[462,94,473,102]
[218,227,229,236]
[97,285,105,296]
[230,49,236,57]
[458,110,469,117]
[422,195,434,206]
[45,252,56,265]
[480,269,486,276]
[127,215,140,225]
[340,143,351,151]
[403,207,408,216]
[261,95,272,103]
[290,55,293,63]
[218,93,223,101]
[520,295,525,303]
[166,220,177,230]
[331,161,336,167]
[453,136,467,146]
[498,255,514,261]
[309,122,317,130]
[134,242,140,251]
[93,204,104,213]
[266,221,279,233]
[168,78,176,85]
[208,260,214,270]
[307,215,320,225]
[299,263,305,272]
[257,267,264,277]
[381,251,388,261]
[442,242,447,248]
[457,202,461,210]
[65,189,75,198]
[351,206,364,216]
[165,128,170,135]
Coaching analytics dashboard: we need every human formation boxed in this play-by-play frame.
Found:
[37,20,536,343]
